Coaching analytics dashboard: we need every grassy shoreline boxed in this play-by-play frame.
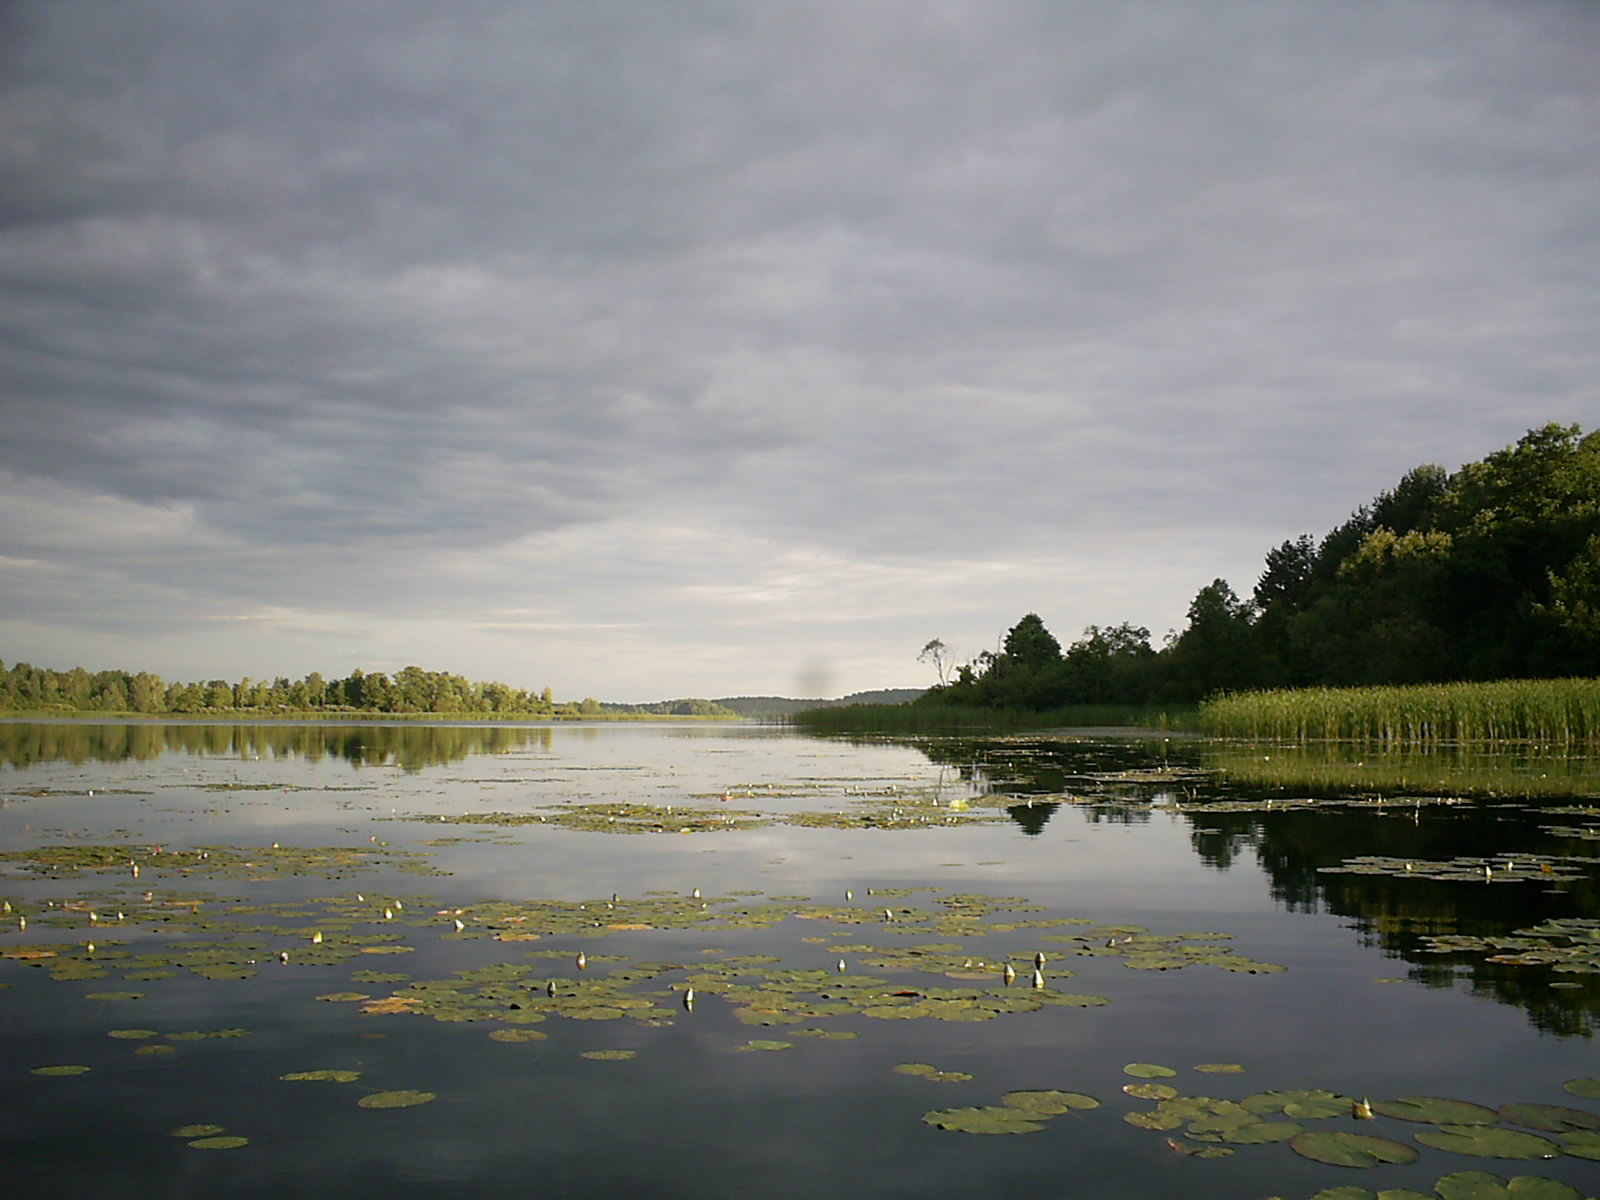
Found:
[1199,677,1600,745]
[788,701,1195,735]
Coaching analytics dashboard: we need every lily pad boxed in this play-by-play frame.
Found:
[1497,1102,1600,1133]
[1001,1090,1098,1114]
[1243,1088,1354,1119]
[489,1028,548,1043]
[358,1089,436,1109]
[171,1124,226,1137]
[894,1063,938,1076]
[1372,1096,1500,1125]
[1557,1130,1600,1161]
[281,1070,361,1082]
[741,1040,793,1052]
[1124,1082,1180,1101]
[107,1028,159,1040]
[580,1049,635,1060]
[1124,1062,1177,1079]
[1193,1063,1246,1074]
[1290,1131,1420,1168]
[1562,1079,1600,1101]
[1434,1171,1585,1200]
[922,1106,1047,1134]
[188,1136,249,1150]
[31,1064,91,1076]
[1415,1125,1562,1159]
[1219,1119,1302,1144]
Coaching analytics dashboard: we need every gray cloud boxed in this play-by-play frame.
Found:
[2,0,1596,697]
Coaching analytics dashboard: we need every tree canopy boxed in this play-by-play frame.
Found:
[922,423,1600,708]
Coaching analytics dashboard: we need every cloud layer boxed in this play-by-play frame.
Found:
[2,1,1596,698]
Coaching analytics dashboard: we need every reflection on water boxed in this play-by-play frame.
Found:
[902,732,1600,1038]
[0,720,559,772]
[1,722,1598,1200]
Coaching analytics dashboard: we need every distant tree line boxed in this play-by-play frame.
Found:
[0,663,575,716]
[922,422,1600,708]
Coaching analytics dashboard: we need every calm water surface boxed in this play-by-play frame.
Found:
[1,721,1597,1200]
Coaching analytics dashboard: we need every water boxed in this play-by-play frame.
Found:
[1,721,1596,1199]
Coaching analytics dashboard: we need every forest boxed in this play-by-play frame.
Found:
[920,422,1600,709]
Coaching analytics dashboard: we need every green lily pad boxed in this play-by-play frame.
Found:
[1290,1131,1419,1168]
[188,1136,249,1150]
[922,1106,1047,1134]
[1124,1110,1185,1131]
[489,1028,548,1043]
[316,992,369,1003]
[107,1028,159,1040]
[1415,1125,1563,1159]
[1001,1090,1098,1114]
[358,1089,436,1109]
[281,1070,361,1082]
[741,1040,793,1052]
[580,1049,635,1060]
[134,1044,175,1056]
[1434,1170,1585,1200]
[1558,1130,1600,1161]
[1497,1102,1600,1132]
[1309,1190,1432,1200]
[31,1065,91,1076]
[171,1124,225,1137]
[1563,1079,1600,1101]
[894,1063,937,1076]
[1124,1062,1177,1079]
[1220,1119,1302,1144]
[1372,1096,1500,1125]
[1193,1063,1245,1074]
[1124,1082,1180,1101]
[1243,1089,1354,1119]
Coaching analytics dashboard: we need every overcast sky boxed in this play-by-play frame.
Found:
[1,1,1596,702]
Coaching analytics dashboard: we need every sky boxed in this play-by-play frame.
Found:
[1,1,1596,703]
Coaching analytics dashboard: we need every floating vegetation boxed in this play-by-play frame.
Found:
[1497,1103,1600,1133]
[921,1106,1047,1135]
[1125,1063,1178,1079]
[1418,919,1600,976]
[1001,1089,1099,1115]
[1041,927,1287,974]
[281,1070,361,1082]
[1290,1130,1421,1168]
[357,1089,436,1109]
[894,1063,972,1082]
[0,841,439,882]
[1194,1063,1246,1074]
[740,1040,792,1052]
[31,1065,91,1076]
[1564,1079,1600,1100]
[171,1125,225,1138]
[1372,1097,1500,1125]
[580,1049,636,1060]
[188,1136,249,1150]
[1413,1125,1563,1159]
[1319,856,1584,886]
[1431,1171,1586,1200]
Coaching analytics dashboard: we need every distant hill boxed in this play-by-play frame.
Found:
[713,689,927,719]
[597,698,741,717]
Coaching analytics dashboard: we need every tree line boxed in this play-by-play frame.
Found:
[0,662,579,716]
[921,422,1600,709]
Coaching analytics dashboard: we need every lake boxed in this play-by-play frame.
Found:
[1,720,1597,1200]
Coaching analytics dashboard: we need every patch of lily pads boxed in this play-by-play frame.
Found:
[1418,919,1600,976]
[923,1088,1099,1134]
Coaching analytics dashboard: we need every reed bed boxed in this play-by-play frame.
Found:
[1199,678,1600,745]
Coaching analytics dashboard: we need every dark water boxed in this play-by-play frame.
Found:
[1,721,1597,1200]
